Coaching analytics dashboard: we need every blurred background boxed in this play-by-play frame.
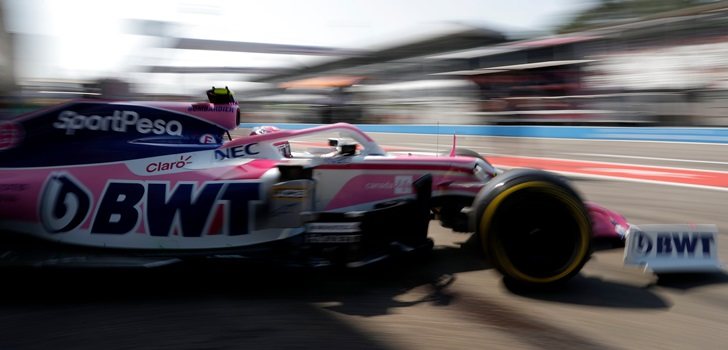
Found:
[3,0,728,126]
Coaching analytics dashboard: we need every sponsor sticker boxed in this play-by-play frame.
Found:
[53,110,183,136]
[394,176,413,194]
[39,173,93,233]
[0,184,28,191]
[145,155,192,173]
[306,234,362,244]
[0,183,28,203]
[272,187,308,200]
[624,224,722,273]
[0,122,23,150]
[306,222,361,233]
[38,173,261,236]
[214,143,259,160]
[364,176,413,194]
[199,134,217,144]
[187,105,235,112]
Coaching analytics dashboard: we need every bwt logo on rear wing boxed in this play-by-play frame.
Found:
[624,224,724,273]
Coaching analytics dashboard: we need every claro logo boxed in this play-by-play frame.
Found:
[53,110,183,136]
[146,155,192,173]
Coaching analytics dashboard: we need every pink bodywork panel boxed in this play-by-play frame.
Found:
[587,202,629,240]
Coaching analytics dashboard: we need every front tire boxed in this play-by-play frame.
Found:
[470,169,592,287]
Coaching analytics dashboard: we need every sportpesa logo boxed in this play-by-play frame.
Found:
[53,110,183,136]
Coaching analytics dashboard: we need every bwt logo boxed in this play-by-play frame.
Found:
[39,173,260,236]
[40,173,92,233]
[631,230,714,257]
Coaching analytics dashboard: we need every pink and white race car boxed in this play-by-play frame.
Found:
[0,88,720,287]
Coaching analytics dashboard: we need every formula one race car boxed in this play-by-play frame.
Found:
[0,88,721,287]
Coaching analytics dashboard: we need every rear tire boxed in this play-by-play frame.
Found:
[470,169,592,287]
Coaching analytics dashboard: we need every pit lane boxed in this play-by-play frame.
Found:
[0,132,726,349]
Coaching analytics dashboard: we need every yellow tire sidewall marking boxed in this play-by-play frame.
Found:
[479,181,590,284]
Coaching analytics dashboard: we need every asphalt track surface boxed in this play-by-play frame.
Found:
[1,131,727,350]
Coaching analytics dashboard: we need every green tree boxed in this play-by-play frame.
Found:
[558,0,721,33]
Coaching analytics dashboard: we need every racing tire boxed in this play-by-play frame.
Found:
[470,169,592,288]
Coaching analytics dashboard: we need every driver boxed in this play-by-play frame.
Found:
[249,126,292,158]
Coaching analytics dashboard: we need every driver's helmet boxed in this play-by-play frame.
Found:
[249,126,291,158]
[249,125,281,136]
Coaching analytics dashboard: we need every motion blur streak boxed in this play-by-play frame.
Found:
[0,0,728,129]
[2,1,728,350]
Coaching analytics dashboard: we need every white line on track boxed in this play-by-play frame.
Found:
[566,153,728,166]
[388,142,728,175]
[403,142,497,151]
[497,166,728,193]
[485,153,728,174]
[368,131,728,146]
[389,142,728,191]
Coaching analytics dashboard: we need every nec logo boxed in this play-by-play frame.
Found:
[631,230,715,257]
[39,173,260,236]
[214,143,259,160]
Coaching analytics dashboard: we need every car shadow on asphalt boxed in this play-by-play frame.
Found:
[0,245,677,350]
[654,271,728,290]
[0,245,671,312]
[504,274,670,309]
